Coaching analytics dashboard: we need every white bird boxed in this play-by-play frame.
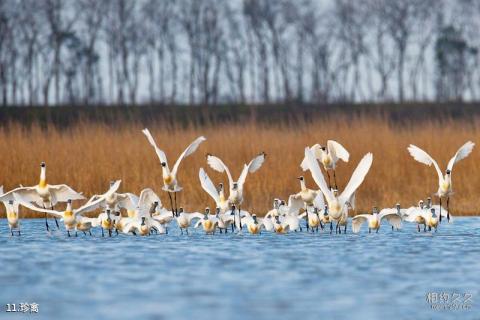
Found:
[301,140,349,189]
[305,147,373,224]
[0,162,85,231]
[194,208,219,235]
[404,200,427,232]
[407,141,474,222]
[272,215,289,234]
[0,186,20,236]
[198,168,229,213]
[352,206,402,233]
[206,152,265,230]
[142,128,206,215]
[85,180,138,212]
[15,180,121,237]
[174,208,203,235]
[211,207,234,234]
[241,214,263,234]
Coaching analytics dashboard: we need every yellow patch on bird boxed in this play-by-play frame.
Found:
[140,225,149,235]
[275,226,284,233]
[6,212,16,219]
[415,216,425,224]
[64,211,74,218]
[102,220,112,229]
[127,210,135,218]
[309,219,320,227]
[164,175,173,185]
[429,218,438,228]
[248,224,260,234]
[204,220,213,230]
[322,156,332,167]
[368,219,380,229]
[441,181,450,192]
[38,179,47,188]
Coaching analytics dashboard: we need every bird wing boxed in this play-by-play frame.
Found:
[339,153,373,205]
[313,191,325,210]
[300,144,321,171]
[116,193,139,211]
[447,141,475,173]
[199,168,220,204]
[0,186,40,205]
[237,152,266,190]
[206,154,234,189]
[347,192,356,210]
[304,147,334,202]
[187,212,204,223]
[327,140,350,163]
[351,214,369,233]
[171,136,206,177]
[287,195,304,215]
[75,180,121,216]
[407,144,443,184]
[379,211,402,229]
[138,188,161,210]
[142,128,169,170]
[49,184,85,202]
[14,193,62,218]
[404,208,423,222]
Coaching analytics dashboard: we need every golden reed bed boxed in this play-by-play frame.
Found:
[0,115,478,217]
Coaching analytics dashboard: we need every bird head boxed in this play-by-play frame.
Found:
[232,182,238,190]
[40,162,46,168]
[446,169,451,175]
[179,207,184,214]
[161,162,167,167]
[297,176,304,181]
[430,208,437,218]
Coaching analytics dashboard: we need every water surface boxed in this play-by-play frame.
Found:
[0,218,479,320]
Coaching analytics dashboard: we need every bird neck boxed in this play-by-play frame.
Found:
[300,180,306,191]
[39,167,47,188]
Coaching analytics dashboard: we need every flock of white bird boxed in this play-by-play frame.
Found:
[0,128,475,237]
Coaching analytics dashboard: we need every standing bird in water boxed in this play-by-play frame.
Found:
[407,141,474,222]
[206,152,266,230]
[301,140,349,189]
[0,162,84,232]
[142,128,206,216]
[305,147,373,229]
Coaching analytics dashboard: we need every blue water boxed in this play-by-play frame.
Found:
[0,218,479,320]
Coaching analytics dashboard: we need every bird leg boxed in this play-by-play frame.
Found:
[101,228,104,237]
[369,228,371,233]
[186,228,189,235]
[423,225,426,232]
[168,193,175,217]
[75,231,78,237]
[89,231,92,236]
[330,222,333,234]
[439,198,442,223]
[305,205,309,232]
[109,229,112,237]
[417,224,420,232]
[344,224,347,234]
[18,230,21,236]
[333,170,338,190]
[51,205,60,229]
[174,192,178,216]
[83,231,87,236]
[447,197,450,222]
[326,171,332,189]
[320,221,324,230]
[238,207,242,230]
[67,230,71,237]
[10,229,13,236]
[43,210,50,232]
[376,227,379,233]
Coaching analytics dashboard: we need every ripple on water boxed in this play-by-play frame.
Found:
[0,218,479,320]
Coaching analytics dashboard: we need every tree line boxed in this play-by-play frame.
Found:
[0,0,479,106]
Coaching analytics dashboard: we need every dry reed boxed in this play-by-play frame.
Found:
[1,115,479,218]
